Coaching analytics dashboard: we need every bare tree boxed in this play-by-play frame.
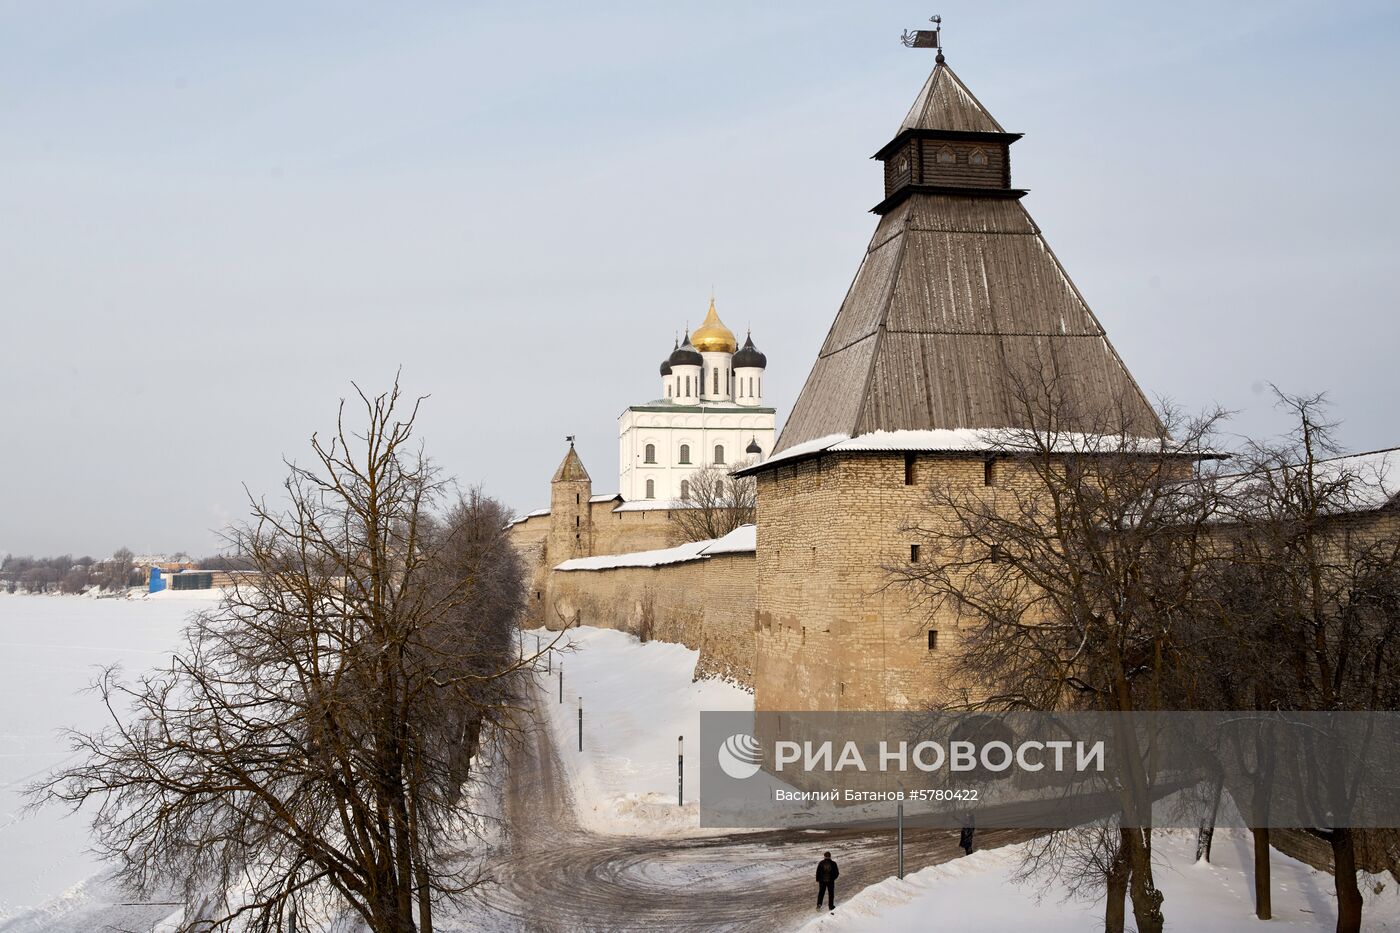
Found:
[889,372,1229,933]
[668,463,756,543]
[1208,390,1400,933]
[35,380,536,933]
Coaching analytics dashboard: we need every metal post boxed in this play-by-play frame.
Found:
[897,802,905,879]
[558,668,563,703]
[578,699,583,751]
[677,735,684,806]
[547,648,551,673]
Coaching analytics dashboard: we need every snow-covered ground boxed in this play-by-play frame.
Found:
[800,828,1400,932]
[0,593,198,923]
[527,626,753,835]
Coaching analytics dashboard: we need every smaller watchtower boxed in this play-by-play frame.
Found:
[548,439,594,563]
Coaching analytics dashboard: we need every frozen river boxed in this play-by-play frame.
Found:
[0,594,202,920]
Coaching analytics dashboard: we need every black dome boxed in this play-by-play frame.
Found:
[733,333,767,369]
[669,339,703,368]
[660,358,673,375]
[746,436,762,455]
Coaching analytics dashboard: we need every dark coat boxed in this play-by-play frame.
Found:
[816,857,839,882]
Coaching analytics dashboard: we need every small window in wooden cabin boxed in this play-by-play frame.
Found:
[928,630,939,651]
[575,493,580,504]
[989,543,1005,564]
[936,146,956,164]
[910,544,921,563]
[983,457,998,487]
[969,148,988,167]
[904,452,916,485]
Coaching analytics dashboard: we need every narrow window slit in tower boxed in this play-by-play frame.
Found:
[904,453,916,485]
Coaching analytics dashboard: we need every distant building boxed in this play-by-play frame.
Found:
[618,298,775,502]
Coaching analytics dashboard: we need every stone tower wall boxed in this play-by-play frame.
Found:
[753,451,1044,713]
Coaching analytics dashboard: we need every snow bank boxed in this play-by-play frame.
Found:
[0,595,201,920]
[528,626,752,836]
[799,829,1400,932]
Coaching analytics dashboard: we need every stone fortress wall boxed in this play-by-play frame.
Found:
[546,546,756,686]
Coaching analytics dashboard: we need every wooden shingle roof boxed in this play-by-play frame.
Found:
[551,446,590,482]
[775,63,1159,454]
[899,62,1006,134]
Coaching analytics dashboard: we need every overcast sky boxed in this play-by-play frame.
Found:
[2,0,1398,558]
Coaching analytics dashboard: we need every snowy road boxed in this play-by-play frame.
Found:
[465,692,1033,932]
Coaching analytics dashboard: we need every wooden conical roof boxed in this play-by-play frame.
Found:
[899,62,1005,134]
[551,446,590,483]
[775,63,1159,454]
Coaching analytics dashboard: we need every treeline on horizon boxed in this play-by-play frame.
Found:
[0,551,257,594]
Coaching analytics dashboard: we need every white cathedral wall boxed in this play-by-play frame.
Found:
[734,365,764,406]
[673,365,701,405]
[618,406,776,502]
[699,351,732,402]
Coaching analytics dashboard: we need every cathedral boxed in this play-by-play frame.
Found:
[618,299,776,502]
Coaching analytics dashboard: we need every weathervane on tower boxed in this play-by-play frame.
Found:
[901,14,945,64]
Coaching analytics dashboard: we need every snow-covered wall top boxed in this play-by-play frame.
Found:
[553,524,755,572]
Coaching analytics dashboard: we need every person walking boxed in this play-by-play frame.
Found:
[815,851,839,911]
[959,813,976,856]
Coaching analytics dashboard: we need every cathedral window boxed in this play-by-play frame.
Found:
[936,146,956,164]
[685,376,691,397]
[644,443,656,464]
[667,384,672,397]
[969,148,988,167]
[716,480,725,498]
[714,444,725,465]
[645,479,655,499]
[680,480,690,500]
[679,444,691,464]
[712,368,719,395]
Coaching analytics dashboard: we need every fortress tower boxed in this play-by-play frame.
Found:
[739,47,1158,713]
[546,443,594,565]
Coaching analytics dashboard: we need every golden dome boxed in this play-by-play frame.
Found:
[691,298,737,354]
